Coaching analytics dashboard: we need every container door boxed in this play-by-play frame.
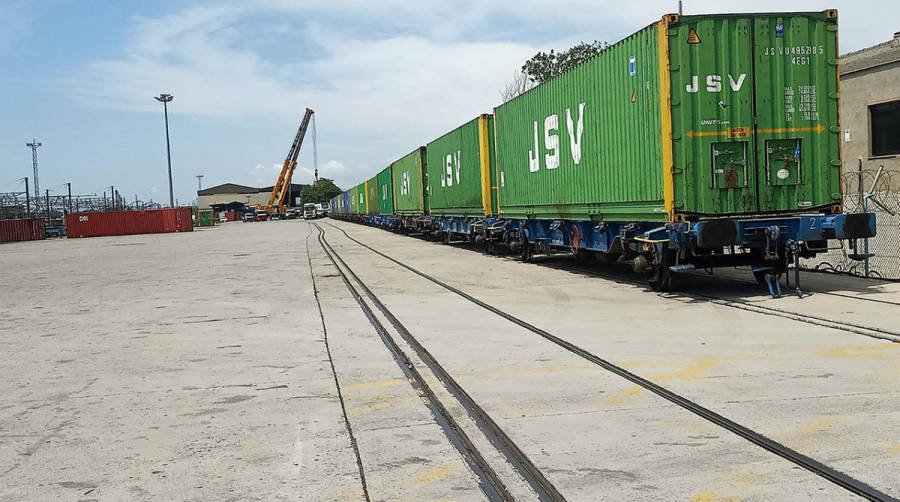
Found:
[671,17,758,215]
[751,13,839,212]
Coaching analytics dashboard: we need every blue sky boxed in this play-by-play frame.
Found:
[0,1,895,204]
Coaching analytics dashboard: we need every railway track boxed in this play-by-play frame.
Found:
[358,223,900,344]
[546,258,900,344]
[321,220,898,502]
[312,223,564,502]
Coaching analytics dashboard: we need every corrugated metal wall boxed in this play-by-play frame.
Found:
[350,186,359,214]
[669,12,840,215]
[0,218,45,243]
[377,166,393,215]
[366,176,379,215]
[391,148,426,215]
[494,23,665,222]
[426,116,489,216]
[66,208,192,238]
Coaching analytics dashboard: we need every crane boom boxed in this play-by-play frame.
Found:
[265,108,314,213]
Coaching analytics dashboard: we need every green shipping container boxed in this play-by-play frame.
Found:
[426,114,497,217]
[366,176,379,215]
[196,209,214,227]
[391,147,427,215]
[357,182,368,214]
[494,11,841,222]
[350,185,359,214]
[377,166,394,215]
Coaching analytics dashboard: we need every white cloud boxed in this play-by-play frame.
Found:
[66,1,900,191]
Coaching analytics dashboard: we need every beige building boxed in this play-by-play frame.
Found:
[197,183,306,211]
[840,32,900,190]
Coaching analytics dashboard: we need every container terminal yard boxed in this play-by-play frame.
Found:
[2,4,900,502]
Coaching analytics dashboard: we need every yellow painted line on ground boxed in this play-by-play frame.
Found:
[645,357,722,381]
[730,469,772,485]
[604,357,736,406]
[689,491,741,502]
[604,385,644,406]
[800,417,843,434]
[345,364,597,390]
[889,444,900,453]
[345,378,408,389]
[403,463,454,484]
[346,394,394,418]
[815,344,900,360]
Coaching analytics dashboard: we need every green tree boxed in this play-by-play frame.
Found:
[300,178,342,204]
[521,40,608,85]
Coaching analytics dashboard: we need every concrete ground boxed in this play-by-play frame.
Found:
[0,219,897,501]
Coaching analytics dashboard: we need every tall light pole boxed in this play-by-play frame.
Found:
[26,140,41,204]
[154,93,175,208]
[196,174,204,191]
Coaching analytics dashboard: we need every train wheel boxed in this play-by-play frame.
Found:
[647,247,674,291]
[520,234,534,262]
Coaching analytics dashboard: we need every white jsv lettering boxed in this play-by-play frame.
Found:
[566,103,585,165]
[686,75,699,93]
[529,121,540,172]
[529,102,586,172]
[444,154,452,187]
[728,73,746,91]
[687,74,746,93]
[544,114,559,170]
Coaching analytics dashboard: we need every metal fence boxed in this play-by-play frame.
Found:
[803,168,900,280]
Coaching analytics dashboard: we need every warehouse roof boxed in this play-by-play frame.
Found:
[197,183,259,196]
[258,183,305,193]
[841,33,900,75]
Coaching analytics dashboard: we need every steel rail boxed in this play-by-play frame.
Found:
[324,220,898,502]
[312,224,516,502]
[303,227,371,502]
[316,223,565,502]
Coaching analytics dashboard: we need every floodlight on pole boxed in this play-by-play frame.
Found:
[26,140,42,203]
[154,93,175,207]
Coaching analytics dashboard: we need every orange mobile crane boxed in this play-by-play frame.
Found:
[259,108,314,216]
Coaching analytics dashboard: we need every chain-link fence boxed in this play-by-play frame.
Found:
[802,168,900,280]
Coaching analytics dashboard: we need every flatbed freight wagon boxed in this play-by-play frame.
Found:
[332,10,877,296]
[390,147,428,231]
[489,10,874,293]
[425,114,497,241]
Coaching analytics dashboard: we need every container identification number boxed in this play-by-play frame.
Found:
[763,45,825,59]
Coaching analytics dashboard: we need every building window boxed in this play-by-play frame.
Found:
[870,99,900,157]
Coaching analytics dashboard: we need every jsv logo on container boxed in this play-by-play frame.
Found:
[400,171,410,195]
[441,150,461,187]
[529,102,585,173]
[685,74,746,93]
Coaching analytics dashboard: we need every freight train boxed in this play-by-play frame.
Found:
[330,11,877,297]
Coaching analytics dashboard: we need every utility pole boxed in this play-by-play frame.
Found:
[196,174,204,191]
[23,177,30,217]
[67,182,72,213]
[26,140,42,204]
[154,93,175,208]
[45,189,50,221]
[110,185,115,210]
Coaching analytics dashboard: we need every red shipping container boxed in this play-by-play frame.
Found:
[66,208,193,238]
[0,218,45,243]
